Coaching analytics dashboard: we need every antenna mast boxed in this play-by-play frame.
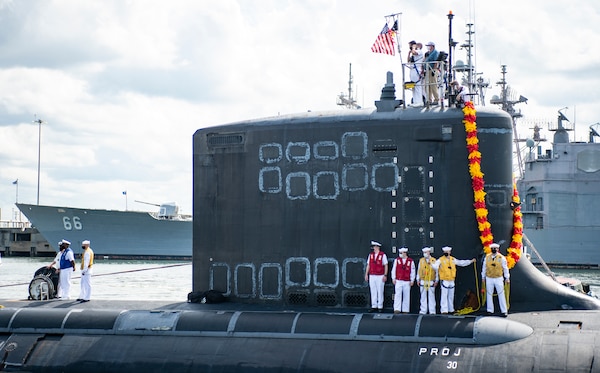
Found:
[336,63,360,109]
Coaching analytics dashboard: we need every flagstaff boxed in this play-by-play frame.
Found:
[33,115,45,205]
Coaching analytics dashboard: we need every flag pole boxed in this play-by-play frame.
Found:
[14,179,18,203]
[385,12,404,107]
[33,115,45,205]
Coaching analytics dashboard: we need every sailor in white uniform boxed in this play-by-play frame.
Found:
[482,243,510,316]
[57,239,76,300]
[78,240,94,302]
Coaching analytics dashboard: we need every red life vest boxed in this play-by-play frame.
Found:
[369,252,386,275]
[395,257,413,281]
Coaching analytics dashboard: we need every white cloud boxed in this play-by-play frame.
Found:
[1,0,599,220]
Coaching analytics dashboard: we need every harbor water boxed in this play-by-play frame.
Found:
[0,257,192,301]
[0,257,598,302]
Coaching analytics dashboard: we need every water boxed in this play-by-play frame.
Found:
[0,257,598,301]
[0,257,192,301]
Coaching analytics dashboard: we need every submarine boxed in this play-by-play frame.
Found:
[2,16,600,373]
[1,76,599,373]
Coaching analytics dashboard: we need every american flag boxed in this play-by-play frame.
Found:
[371,23,396,56]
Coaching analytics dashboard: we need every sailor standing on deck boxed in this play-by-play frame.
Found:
[365,241,388,313]
[47,241,66,298]
[438,246,476,314]
[57,239,76,300]
[417,247,438,314]
[77,240,94,302]
[482,243,510,316]
[391,247,415,313]
[408,41,425,106]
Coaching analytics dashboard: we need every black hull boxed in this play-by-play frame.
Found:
[0,303,598,373]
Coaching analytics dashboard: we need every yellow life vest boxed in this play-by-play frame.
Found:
[438,255,456,281]
[418,257,436,282]
[485,253,503,278]
[81,247,94,270]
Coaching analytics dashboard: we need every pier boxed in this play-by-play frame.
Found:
[0,221,54,257]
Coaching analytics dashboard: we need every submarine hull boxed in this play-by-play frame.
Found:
[0,305,598,372]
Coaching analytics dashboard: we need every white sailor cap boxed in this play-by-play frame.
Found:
[398,247,408,253]
[370,241,382,247]
[490,243,500,249]
[60,239,71,245]
[422,247,432,253]
[82,240,90,245]
[442,246,452,253]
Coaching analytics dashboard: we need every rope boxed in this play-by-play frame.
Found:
[454,259,482,315]
[0,262,191,288]
[455,258,511,315]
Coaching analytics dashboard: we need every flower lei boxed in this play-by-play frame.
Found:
[463,102,494,253]
[463,101,522,268]
[507,182,523,269]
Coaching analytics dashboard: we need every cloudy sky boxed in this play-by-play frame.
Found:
[1,0,599,221]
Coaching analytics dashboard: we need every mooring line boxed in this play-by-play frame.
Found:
[0,262,191,288]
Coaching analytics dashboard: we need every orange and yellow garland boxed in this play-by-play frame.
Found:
[462,101,522,269]
[507,182,523,269]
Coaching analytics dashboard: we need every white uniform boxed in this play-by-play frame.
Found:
[437,255,474,313]
[410,49,424,106]
[79,247,94,301]
[366,251,388,310]
[417,256,438,314]
[391,256,415,313]
[482,253,510,314]
[58,248,75,300]
[49,251,63,298]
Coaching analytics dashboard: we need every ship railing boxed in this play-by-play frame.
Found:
[401,60,448,109]
[0,220,31,229]
[148,212,192,221]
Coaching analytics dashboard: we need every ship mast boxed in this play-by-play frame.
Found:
[452,23,489,106]
[336,63,361,109]
[490,65,528,177]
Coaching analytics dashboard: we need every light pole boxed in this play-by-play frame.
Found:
[33,116,45,205]
[12,178,19,205]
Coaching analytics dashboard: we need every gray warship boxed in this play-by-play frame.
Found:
[16,202,192,259]
[493,66,600,268]
[517,113,600,268]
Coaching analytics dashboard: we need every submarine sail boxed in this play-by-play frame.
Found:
[192,74,598,312]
